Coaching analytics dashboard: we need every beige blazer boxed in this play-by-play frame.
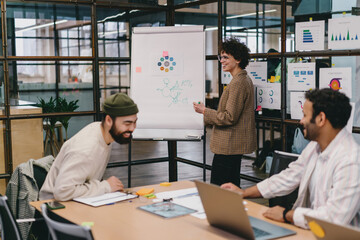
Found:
[204,69,256,155]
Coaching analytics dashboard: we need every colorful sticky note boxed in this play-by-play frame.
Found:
[308,221,325,238]
[136,188,154,196]
[270,76,275,83]
[136,67,141,73]
[160,182,171,187]
[144,193,156,199]
[81,222,94,227]
[163,51,168,57]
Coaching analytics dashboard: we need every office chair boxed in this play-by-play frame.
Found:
[0,195,24,240]
[41,204,94,240]
[268,150,300,209]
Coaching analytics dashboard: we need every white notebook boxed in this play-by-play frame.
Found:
[74,192,138,207]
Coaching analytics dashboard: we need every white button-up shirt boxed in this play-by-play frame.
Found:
[257,128,360,229]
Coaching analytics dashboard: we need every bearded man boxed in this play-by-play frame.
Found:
[222,89,360,229]
[40,93,138,201]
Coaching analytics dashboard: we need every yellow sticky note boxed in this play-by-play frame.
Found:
[308,221,325,238]
[270,76,275,83]
[136,188,154,196]
[160,182,172,187]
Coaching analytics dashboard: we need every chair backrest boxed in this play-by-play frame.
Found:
[0,195,23,240]
[33,164,48,190]
[41,204,94,240]
[269,150,300,209]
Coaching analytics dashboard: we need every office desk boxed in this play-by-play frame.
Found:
[31,181,315,240]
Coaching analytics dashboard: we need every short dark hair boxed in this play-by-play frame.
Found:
[101,113,116,127]
[220,37,250,69]
[305,88,352,129]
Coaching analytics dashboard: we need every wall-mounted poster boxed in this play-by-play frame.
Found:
[256,83,281,110]
[319,67,352,98]
[288,62,316,91]
[290,92,306,120]
[328,16,360,50]
[245,61,268,86]
[295,20,325,51]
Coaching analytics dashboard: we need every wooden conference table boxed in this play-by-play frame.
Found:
[31,181,315,240]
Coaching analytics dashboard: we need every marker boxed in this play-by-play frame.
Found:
[106,203,115,206]
[198,101,201,104]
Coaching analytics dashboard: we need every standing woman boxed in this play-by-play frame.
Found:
[193,38,256,186]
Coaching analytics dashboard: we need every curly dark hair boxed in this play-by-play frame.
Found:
[220,37,250,69]
[305,88,351,129]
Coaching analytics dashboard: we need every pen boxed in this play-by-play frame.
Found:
[106,203,115,205]
[175,192,198,199]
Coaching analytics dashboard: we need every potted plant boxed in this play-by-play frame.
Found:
[37,97,79,155]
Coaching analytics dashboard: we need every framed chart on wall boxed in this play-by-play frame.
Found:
[130,26,205,140]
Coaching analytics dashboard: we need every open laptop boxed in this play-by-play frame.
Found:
[194,180,296,240]
[305,215,360,240]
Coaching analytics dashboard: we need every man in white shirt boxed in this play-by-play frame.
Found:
[222,89,360,229]
[40,93,138,201]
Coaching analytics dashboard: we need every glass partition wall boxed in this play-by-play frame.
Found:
[0,0,168,193]
[1,0,360,193]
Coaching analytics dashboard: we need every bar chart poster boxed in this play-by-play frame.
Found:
[319,67,352,98]
[245,61,268,86]
[295,20,325,51]
[328,16,360,50]
[290,92,306,120]
[256,83,280,110]
[288,62,316,91]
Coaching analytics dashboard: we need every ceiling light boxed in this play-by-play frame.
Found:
[16,20,68,34]
[226,9,277,20]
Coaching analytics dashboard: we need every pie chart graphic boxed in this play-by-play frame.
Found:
[328,78,342,91]
[157,55,176,72]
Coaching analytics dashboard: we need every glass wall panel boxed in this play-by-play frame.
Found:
[58,115,94,142]
[97,8,166,58]
[10,60,93,111]
[99,61,130,103]
[97,21,129,58]
[175,2,218,55]
[205,59,218,98]
[222,2,285,54]
[8,2,91,56]
[59,23,92,57]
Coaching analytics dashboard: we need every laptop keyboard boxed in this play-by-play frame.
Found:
[252,227,271,238]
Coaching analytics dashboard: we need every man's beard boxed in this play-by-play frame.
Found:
[109,124,133,144]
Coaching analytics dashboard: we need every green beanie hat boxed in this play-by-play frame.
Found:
[103,93,138,116]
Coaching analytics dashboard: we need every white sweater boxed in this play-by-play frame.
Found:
[40,122,112,201]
